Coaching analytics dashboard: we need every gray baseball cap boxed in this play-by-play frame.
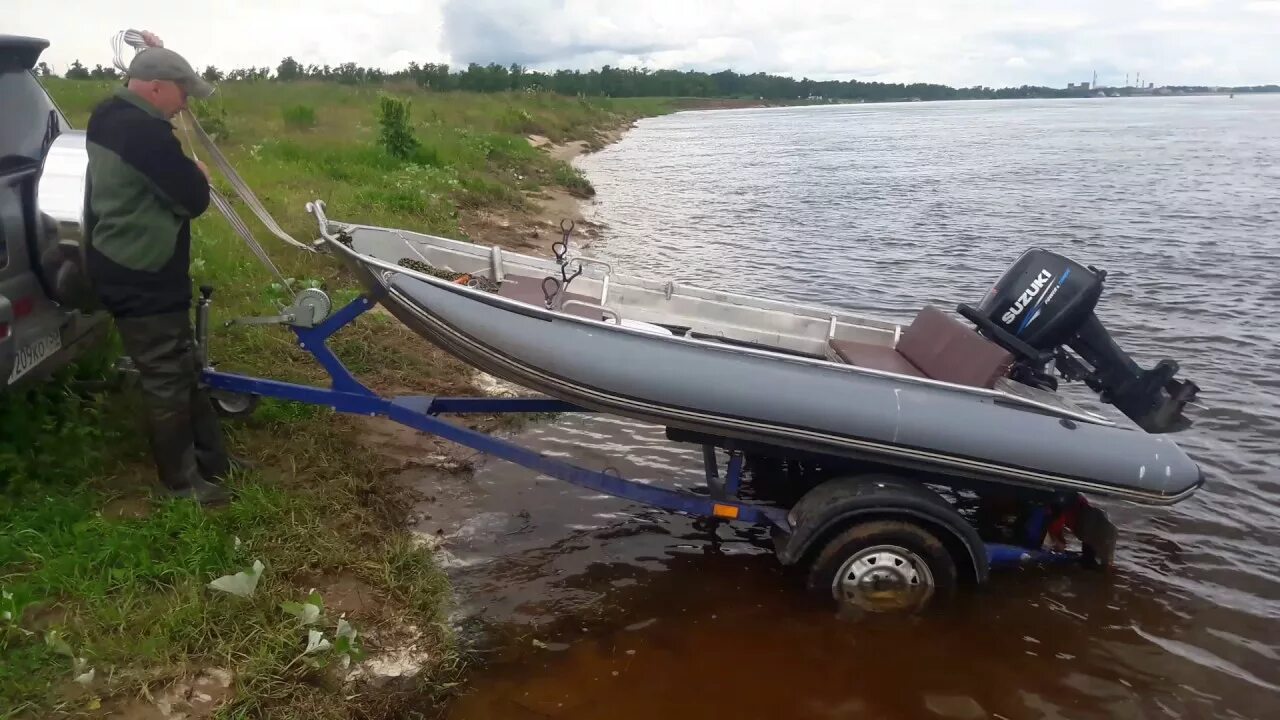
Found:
[127,47,214,98]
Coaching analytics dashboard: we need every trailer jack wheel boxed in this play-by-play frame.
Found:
[210,389,260,419]
[807,520,957,614]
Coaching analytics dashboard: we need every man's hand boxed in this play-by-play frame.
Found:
[196,160,210,180]
[139,30,165,48]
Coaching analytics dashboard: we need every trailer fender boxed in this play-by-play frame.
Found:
[773,474,989,584]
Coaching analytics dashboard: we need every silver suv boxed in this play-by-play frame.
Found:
[1,35,107,391]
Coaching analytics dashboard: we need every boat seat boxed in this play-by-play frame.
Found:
[827,305,1014,388]
[497,274,604,320]
[826,339,926,378]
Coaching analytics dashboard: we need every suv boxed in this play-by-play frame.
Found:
[1,35,107,391]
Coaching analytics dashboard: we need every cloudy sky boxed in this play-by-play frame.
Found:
[11,0,1280,88]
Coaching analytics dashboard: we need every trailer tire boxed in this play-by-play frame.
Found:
[807,519,957,614]
[210,390,260,419]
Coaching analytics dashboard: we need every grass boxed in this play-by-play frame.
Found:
[280,104,317,130]
[1,79,675,717]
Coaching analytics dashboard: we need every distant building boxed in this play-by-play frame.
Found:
[1067,81,1091,90]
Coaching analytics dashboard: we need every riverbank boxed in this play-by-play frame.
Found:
[0,79,671,718]
[457,122,635,252]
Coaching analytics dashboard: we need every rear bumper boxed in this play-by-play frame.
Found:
[2,310,110,391]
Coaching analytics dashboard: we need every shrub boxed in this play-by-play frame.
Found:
[281,104,317,129]
[376,94,419,160]
[499,106,543,135]
[553,163,595,197]
[190,98,231,140]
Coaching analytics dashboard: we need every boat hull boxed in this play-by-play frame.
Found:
[333,244,1202,505]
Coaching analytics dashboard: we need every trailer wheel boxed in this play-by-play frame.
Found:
[807,520,957,614]
[210,390,260,419]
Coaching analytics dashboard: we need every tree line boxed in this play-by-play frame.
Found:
[41,57,1280,101]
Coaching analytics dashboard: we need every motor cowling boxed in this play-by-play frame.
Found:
[958,248,1199,434]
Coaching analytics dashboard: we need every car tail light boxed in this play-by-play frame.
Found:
[12,297,33,319]
[0,322,9,341]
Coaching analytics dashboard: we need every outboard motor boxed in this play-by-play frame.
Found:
[958,248,1199,433]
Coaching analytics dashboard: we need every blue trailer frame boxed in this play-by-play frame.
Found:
[200,290,1077,572]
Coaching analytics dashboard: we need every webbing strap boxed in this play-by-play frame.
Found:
[181,109,314,253]
[178,115,297,300]
[112,28,313,299]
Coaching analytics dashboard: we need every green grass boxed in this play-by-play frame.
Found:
[280,104,317,130]
[0,78,676,716]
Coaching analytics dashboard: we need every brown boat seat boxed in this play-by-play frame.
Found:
[497,274,604,320]
[827,305,1014,388]
[897,306,1014,388]
[826,339,926,378]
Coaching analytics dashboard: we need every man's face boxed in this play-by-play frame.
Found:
[138,79,188,118]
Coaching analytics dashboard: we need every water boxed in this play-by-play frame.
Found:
[431,96,1280,719]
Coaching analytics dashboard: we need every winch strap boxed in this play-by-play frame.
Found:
[181,109,313,252]
[114,28,311,254]
[178,114,297,300]
[115,28,308,302]
[209,186,296,298]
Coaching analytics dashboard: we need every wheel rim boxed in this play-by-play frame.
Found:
[831,544,935,613]
[213,391,255,414]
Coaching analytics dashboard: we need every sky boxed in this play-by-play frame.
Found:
[10,0,1280,88]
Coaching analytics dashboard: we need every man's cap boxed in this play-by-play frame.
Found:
[128,47,213,98]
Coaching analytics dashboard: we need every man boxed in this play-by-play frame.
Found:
[84,42,232,505]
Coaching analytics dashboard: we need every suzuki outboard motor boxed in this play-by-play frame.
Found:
[958,248,1199,433]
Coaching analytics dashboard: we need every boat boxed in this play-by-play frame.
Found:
[306,201,1204,506]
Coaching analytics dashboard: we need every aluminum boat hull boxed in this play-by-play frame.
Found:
[324,234,1204,506]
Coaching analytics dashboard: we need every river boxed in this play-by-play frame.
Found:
[426,96,1280,719]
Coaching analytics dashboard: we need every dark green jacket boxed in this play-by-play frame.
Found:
[85,87,210,318]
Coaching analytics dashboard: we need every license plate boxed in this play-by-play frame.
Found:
[8,328,62,384]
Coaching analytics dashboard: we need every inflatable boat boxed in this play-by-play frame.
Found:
[307,202,1204,506]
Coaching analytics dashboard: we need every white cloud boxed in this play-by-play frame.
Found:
[1180,54,1217,70]
[1244,0,1280,13]
[8,0,1278,87]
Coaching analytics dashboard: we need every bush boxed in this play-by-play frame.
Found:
[281,104,317,129]
[553,163,595,197]
[190,98,231,140]
[376,94,419,160]
[499,106,543,135]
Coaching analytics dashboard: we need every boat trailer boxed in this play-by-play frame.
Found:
[197,283,1089,613]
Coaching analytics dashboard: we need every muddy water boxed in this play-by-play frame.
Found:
[424,97,1280,719]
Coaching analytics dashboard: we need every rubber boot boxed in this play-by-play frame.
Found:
[146,397,233,505]
[165,476,233,505]
[116,311,233,507]
[192,384,234,482]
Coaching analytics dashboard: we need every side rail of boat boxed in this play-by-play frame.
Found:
[336,218,1115,429]
[194,272,1099,614]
